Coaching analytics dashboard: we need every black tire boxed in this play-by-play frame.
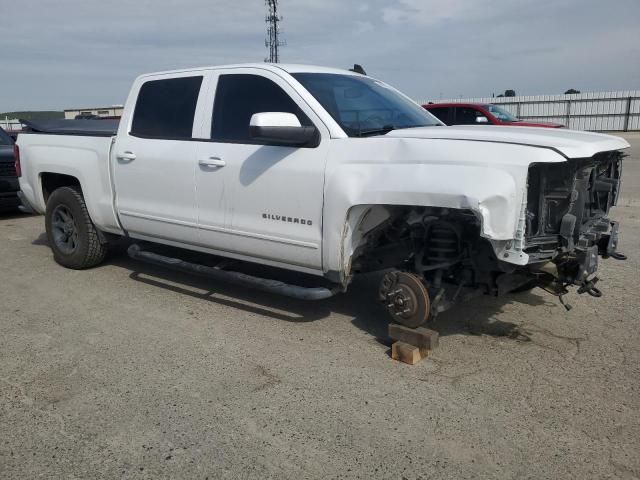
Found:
[45,186,107,269]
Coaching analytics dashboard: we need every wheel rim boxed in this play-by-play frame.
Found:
[51,205,79,255]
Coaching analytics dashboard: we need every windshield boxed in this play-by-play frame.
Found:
[485,104,519,122]
[292,73,441,136]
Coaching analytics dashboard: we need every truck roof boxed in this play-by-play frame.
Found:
[137,63,359,80]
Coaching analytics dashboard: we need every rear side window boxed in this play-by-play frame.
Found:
[131,76,203,139]
[428,107,450,124]
[211,74,311,143]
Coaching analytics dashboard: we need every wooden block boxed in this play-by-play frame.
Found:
[391,341,429,365]
[389,324,439,350]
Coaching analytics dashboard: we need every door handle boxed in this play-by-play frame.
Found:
[116,151,136,161]
[198,157,226,168]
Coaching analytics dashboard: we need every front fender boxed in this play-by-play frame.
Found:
[321,137,566,275]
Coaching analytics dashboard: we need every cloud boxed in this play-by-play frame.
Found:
[0,0,638,111]
[382,0,472,26]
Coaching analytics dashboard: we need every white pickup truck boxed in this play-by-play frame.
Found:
[17,63,629,327]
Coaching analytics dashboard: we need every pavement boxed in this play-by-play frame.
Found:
[1,133,639,480]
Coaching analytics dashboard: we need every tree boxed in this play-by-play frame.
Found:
[504,89,516,97]
[565,88,580,95]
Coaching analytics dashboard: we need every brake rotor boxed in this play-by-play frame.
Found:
[379,271,431,328]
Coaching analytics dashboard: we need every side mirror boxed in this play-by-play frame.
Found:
[476,116,489,124]
[249,112,317,147]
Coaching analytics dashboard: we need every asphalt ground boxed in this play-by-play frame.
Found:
[1,133,639,479]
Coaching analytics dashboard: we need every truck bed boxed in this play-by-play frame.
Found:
[17,132,123,235]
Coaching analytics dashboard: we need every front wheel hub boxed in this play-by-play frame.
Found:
[379,271,431,328]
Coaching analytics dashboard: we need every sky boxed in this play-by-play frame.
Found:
[1,0,639,111]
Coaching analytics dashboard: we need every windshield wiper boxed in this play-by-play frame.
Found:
[398,124,441,128]
[356,125,396,137]
[355,124,440,137]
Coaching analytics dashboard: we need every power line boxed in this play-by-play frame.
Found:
[265,0,285,63]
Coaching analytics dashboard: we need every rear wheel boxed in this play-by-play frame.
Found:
[45,186,107,269]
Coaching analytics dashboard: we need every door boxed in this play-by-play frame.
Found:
[194,69,330,270]
[112,74,204,244]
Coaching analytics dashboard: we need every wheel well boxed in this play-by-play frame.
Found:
[347,205,487,276]
[349,205,504,319]
[41,173,81,202]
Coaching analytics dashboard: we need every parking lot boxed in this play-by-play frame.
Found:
[1,133,639,479]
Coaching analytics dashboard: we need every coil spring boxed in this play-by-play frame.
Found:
[422,221,460,270]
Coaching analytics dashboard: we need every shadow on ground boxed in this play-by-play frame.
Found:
[0,211,34,221]
[30,231,551,345]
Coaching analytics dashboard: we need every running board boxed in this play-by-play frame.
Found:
[127,244,341,301]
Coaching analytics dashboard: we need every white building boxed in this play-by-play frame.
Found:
[1,118,22,132]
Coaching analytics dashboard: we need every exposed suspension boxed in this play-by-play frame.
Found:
[415,220,461,276]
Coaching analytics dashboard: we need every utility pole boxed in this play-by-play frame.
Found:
[265,0,285,63]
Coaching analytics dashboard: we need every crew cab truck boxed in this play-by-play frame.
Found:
[17,64,629,328]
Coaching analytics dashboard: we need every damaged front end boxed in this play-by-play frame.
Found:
[350,150,626,327]
[521,150,626,308]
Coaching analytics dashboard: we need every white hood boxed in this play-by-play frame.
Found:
[385,125,630,159]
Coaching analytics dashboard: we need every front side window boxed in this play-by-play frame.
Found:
[292,73,440,136]
[211,74,311,143]
[131,76,203,139]
[454,107,484,125]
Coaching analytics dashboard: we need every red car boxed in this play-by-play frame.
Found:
[423,102,564,128]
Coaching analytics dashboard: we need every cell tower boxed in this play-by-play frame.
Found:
[265,0,285,63]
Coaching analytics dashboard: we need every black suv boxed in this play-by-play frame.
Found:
[0,126,21,211]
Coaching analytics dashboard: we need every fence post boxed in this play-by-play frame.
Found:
[623,97,632,132]
[565,100,571,128]
[516,102,521,119]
